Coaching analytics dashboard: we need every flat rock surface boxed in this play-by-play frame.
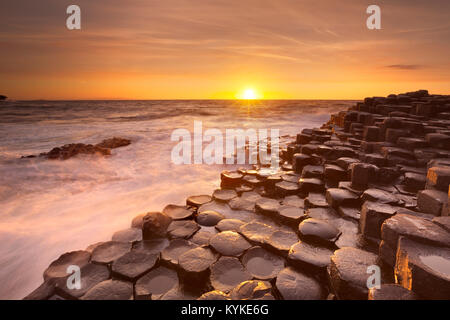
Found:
[179,247,218,273]
[298,218,341,244]
[210,257,252,292]
[186,195,212,207]
[81,280,133,300]
[161,239,198,266]
[266,230,299,255]
[368,284,418,300]
[229,280,273,300]
[288,241,334,269]
[209,231,251,256]
[135,266,179,300]
[91,241,131,265]
[216,219,245,232]
[44,250,90,281]
[112,228,142,243]
[241,246,284,280]
[167,220,200,239]
[163,204,193,220]
[213,189,238,202]
[275,267,323,300]
[112,250,158,281]
[196,210,225,226]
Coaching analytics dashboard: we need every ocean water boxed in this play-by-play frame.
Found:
[0,99,353,299]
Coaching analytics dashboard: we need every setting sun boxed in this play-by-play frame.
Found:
[237,88,261,100]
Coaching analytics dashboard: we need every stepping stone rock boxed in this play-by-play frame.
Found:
[196,210,225,226]
[241,246,284,280]
[301,165,324,179]
[404,172,426,191]
[209,231,251,256]
[81,280,133,300]
[112,228,142,243]
[328,247,379,300]
[178,247,218,285]
[324,164,348,182]
[213,189,238,202]
[275,181,300,196]
[395,237,450,300]
[161,239,198,266]
[266,230,299,256]
[162,204,193,220]
[239,221,274,244]
[186,195,212,207]
[276,205,305,224]
[305,192,329,208]
[426,166,450,192]
[298,218,341,246]
[197,290,230,300]
[299,178,325,193]
[160,287,199,300]
[241,191,263,202]
[282,195,304,208]
[210,257,252,292]
[142,212,172,240]
[167,220,200,239]
[216,219,245,232]
[306,207,340,220]
[361,188,399,205]
[432,216,450,232]
[338,206,360,221]
[229,280,273,300]
[133,238,169,254]
[190,230,216,246]
[91,241,131,265]
[255,198,280,215]
[228,197,255,211]
[417,189,448,216]
[336,157,360,170]
[221,171,243,188]
[44,250,90,281]
[368,284,418,300]
[135,266,179,300]
[360,201,397,239]
[276,267,323,300]
[288,241,334,270]
[112,250,158,281]
[326,188,359,209]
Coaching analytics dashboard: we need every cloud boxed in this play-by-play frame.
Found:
[385,64,423,70]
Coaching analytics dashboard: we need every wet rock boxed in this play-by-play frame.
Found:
[298,218,341,246]
[186,195,212,208]
[325,188,359,209]
[95,137,131,149]
[161,239,198,266]
[276,205,305,224]
[288,241,334,270]
[133,238,170,254]
[167,220,200,239]
[426,166,450,192]
[216,219,245,232]
[210,257,252,292]
[142,212,172,240]
[395,237,450,299]
[229,280,273,300]
[43,143,111,160]
[220,171,243,188]
[241,246,284,280]
[91,241,131,265]
[213,189,238,202]
[275,181,300,196]
[328,247,379,299]
[81,280,133,300]
[266,230,299,256]
[197,290,230,300]
[305,192,329,208]
[255,197,280,215]
[178,247,218,286]
[361,188,399,205]
[112,250,158,281]
[44,251,90,281]
[210,231,251,256]
[417,189,448,216]
[276,267,323,300]
[196,210,225,226]
[135,266,179,300]
[112,228,142,243]
[190,230,216,246]
[368,284,418,300]
[239,221,274,245]
[360,201,397,239]
[162,204,193,220]
[56,263,110,299]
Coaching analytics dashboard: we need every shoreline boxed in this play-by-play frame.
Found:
[25,90,450,300]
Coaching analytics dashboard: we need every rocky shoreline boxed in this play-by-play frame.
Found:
[25,90,450,300]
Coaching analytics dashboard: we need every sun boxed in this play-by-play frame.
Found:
[237,88,261,100]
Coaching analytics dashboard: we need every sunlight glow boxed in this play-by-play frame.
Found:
[237,88,261,100]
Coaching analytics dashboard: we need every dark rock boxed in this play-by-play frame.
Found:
[350,163,377,189]
[210,257,252,292]
[135,266,179,300]
[293,153,315,173]
[131,214,145,229]
[167,220,200,239]
[43,143,111,160]
[186,195,212,207]
[275,267,323,300]
[161,239,198,266]
[209,231,251,256]
[281,195,304,208]
[432,216,450,232]
[190,230,216,246]
[44,251,90,281]
[220,171,243,188]
[298,177,325,193]
[426,166,450,192]
[196,210,225,226]
[162,204,193,220]
[426,133,450,149]
[338,206,360,220]
[239,221,274,245]
[336,157,360,170]
[275,181,300,196]
[266,230,299,256]
[229,280,273,300]
[328,247,379,299]
[404,172,426,191]
[91,241,131,265]
[96,137,131,149]
[360,201,397,239]
[276,205,305,224]
[325,188,359,209]
[160,287,199,300]
[213,189,237,202]
[112,250,158,281]
[305,192,329,208]
[142,212,172,240]
[178,247,218,286]
[81,280,133,300]
[228,197,255,211]
[288,241,334,270]
[133,238,170,254]
[241,246,284,280]
[324,164,348,182]
[298,218,341,245]
[255,197,280,215]
[368,284,418,300]
[112,228,142,243]
[215,219,245,232]
[301,165,324,179]
[417,189,448,216]
[361,188,399,205]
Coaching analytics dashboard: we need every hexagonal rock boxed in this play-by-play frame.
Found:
[228,197,254,211]
[298,218,341,246]
[426,166,450,192]
[56,263,110,299]
[241,246,284,280]
[426,133,450,149]
[255,197,280,215]
[241,190,263,202]
[404,172,426,191]
[298,177,325,193]
[336,157,360,170]
[186,195,212,208]
[281,195,304,208]
[178,247,218,285]
[349,163,377,189]
[305,192,329,208]
[162,204,193,220]
[210,257,252,292]
[397,137,428,151]
[213,189,238,202]
[44,250,90,281]
[417,189,448,216]
[239,221,274,245]
[229,280,273,300]
[135,266,179,300]
[293,153,316,174]
[197,290,230,300]
[112,228,142,243]
[159,287,199,300]
[328,247,379,300]
[432,216,450,232]
[288,241,334,270]
[360,201,397,239]
[220,170,243,188]
[381,214,450,252]
[91,241,131,265]
[190,230,216,246]
[368,284,418,300]
[324,164,348,182]
[209,231,251,256]
[379,240,397,267]
[361,188,399,205]
[275,181,300,196]
[338,206,360,221]
[276,205,305,224]
[161,239,198,266]
[325,188,359,209]
[112,250,158,281]
[133,238,170,254]
[395,237,450,300]
[196,210,225,226]
[215,219,245,232]
[275,267,323,300]
[301,165,324,179]
[142,211,172,240]
[266,230,299,256]
[167,220,200,239]
[363,126,380,142]
[306,207,340,220]
[81,280,133,300]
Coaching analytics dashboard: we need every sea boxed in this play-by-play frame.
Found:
[0,99,354,299]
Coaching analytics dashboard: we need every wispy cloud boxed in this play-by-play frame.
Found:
[386,64,423,70]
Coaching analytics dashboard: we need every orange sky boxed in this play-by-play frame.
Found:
[0,0,449,100]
